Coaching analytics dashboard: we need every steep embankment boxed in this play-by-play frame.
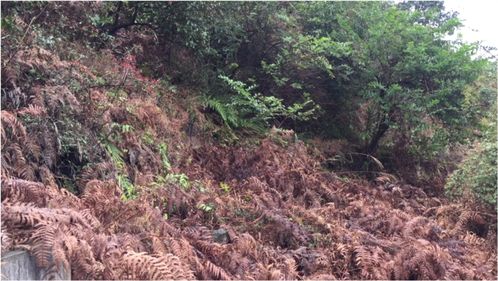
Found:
[1,37,496,280]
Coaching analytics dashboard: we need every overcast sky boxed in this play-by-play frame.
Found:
[444,0,498,50]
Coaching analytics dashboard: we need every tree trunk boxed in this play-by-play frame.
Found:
[366,118,389,155]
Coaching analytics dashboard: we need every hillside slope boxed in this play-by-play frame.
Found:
[1,2,496,280]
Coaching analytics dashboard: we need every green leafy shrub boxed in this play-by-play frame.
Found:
[205,75,320,132]
[445,117,497,206]
[445,140,497,206]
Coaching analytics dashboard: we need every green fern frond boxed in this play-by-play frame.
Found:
[104,142,136,199]
[237,118,266,133]
[158,143,171,172]
[105,143,125,170]
[204,97,241,129]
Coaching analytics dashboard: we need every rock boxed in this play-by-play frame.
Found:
[1,250,70,280]
[212,228,229,244]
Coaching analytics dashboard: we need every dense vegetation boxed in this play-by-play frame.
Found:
[82,1,495,188]
[1,1,496,280]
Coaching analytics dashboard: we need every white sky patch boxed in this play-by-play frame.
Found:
[444,0,498,49]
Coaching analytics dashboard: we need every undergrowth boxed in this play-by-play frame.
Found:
[1,3,496,281]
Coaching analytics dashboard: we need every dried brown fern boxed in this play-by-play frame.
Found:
[391,239,448,280]
[121,251,194,280]
[201,259,232,280]
[1,224,13,252]
[1,19,496,280]
[1,110,27,141]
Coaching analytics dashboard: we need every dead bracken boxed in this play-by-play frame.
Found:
[1,2,496,280]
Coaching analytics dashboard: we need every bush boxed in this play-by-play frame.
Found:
[445,118,497,206]
[204,75,320,132]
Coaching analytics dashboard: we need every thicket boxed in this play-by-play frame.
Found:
[445,66,497,206]
[80,1,495,196]
[2,0,496,205]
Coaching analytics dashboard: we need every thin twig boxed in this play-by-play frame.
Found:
[346,152,384,170]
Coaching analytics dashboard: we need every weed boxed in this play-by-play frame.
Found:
[219,182,230,193]
[158,142,171,172]
[197,202,215,213]
[103,142,136,199]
